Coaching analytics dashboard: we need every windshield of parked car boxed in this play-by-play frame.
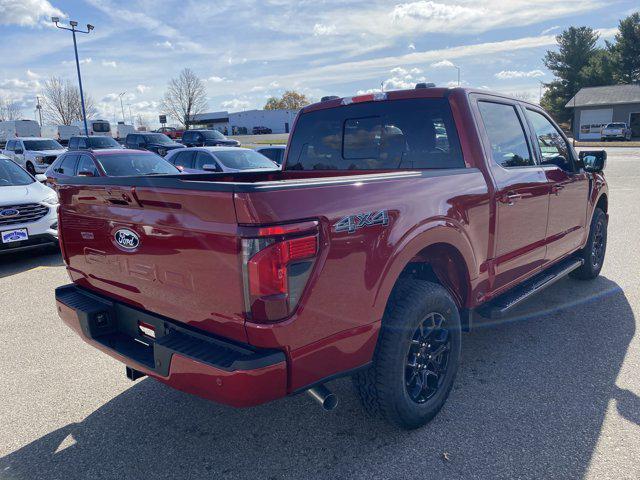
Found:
[87,137,120,148]
[605,123,626,128]
[212,149,278,170]
[201,130,226,140]
[95,152,180,176]
[23,139,63,151]
[0,158,34,186]
[92,122,111,133]
[143,133,174,144]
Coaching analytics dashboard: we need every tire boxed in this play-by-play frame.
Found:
[352,279,461,429]
[26,162,36,175]
[570,207,607,280]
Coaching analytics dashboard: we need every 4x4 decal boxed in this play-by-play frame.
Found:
[334,210,389,234]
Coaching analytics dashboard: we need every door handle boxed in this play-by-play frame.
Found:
[551,184,565,195]
[500,192,522,206]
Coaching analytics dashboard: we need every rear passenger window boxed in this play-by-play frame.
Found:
[76,155,98,176]
[478,102,533,168]
[194,151,215,170]
[59,154,78,174]
[172,151,194,169]
[69,138,78,149]
[286,98,464,171]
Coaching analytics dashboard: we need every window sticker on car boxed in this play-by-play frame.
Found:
[334,210,389,234]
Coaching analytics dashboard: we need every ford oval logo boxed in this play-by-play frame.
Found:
[114,228,140,250]
[0,208,20,218]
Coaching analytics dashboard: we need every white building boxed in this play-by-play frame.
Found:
[190,109,299,134]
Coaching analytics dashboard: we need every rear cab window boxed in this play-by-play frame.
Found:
[286,98,464,171]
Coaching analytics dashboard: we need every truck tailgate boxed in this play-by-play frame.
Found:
[58,184,248,343]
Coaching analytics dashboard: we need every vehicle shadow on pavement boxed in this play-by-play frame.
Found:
[0,276,636,480]
[0,248,62,279]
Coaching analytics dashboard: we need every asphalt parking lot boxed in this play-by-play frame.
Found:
[1,148,639,480]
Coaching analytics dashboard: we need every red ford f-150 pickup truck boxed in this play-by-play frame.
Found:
[54,86,608,429]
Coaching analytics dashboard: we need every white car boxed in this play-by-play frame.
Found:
[2,137,67,175]
[0,154,58,253]
[164,146,280,173]
[601,122,632,141]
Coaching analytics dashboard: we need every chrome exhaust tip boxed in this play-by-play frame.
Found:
[306,384,338,411]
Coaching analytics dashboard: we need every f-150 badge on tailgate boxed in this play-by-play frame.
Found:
[334,210,389,234]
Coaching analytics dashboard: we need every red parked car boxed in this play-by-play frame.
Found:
[54,87,608,429]
[45,149,180,187]
[155,127,184,140]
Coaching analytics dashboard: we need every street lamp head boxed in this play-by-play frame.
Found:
[51,16,60,23]
[87,24,94,31]
[69,20,78,27]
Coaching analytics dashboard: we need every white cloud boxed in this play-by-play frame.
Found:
[408,43,416,50]
[207,76,226,83]
[431,59,455,68]
[250,85,265,92]
[227,57,247,65]
[0,0,65,27]
[269,81,280,88]
[155,40,173,49]
[101,60,118,68]
[391,1,485,26]
[495,69,545,79]
[221,98,251,110]
[313,23,337,36]
[26,69,39,79]
[63,57,92,66]
[136,84,150,94]
[540,25,560,35]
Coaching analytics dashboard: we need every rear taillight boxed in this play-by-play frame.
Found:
[241,222,319,323]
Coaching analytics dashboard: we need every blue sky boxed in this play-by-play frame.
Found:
[1,0,638,127]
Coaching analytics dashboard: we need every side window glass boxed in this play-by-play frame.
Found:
[195,151,216,170]
[69,138,78,149]
[526,109,572,171]
[76,155,98,176]
[6,141,14,151]
[478,102,534,168]
[59,155,77,174]
[173,151,194,169]
[79,138,87,149]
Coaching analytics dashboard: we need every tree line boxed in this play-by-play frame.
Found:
[541,12,640,123]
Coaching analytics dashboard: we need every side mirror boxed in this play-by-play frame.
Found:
[579,150,607,172]
[78,171,95,177]
[202,164,220,172]
[35,174,47,183]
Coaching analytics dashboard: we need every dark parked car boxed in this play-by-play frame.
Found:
[252,126,272,134]
[68,136,121,150]
[181,129,240,147]
[125,133,185,156]
[45,149,180,187]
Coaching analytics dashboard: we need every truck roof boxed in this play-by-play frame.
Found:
[301,86,541,113]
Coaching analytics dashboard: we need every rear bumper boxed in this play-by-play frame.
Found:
[55,284,287,407]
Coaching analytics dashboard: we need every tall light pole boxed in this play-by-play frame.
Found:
[118,92,126,123]
[35,96,43,126]
[51,17,94,136]
[454,65,461,86]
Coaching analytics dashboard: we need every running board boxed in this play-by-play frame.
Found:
[476,257,584,320]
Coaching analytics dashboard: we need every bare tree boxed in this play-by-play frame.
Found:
[160,68,207,129]
[0,96,23,121]
[41,76,96,125]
